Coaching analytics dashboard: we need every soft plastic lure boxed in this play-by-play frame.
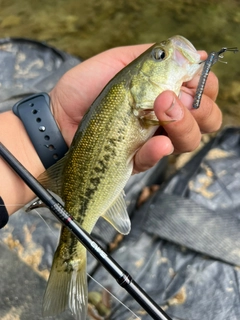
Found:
[193,47,238,109]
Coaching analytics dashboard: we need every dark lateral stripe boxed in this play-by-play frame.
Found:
[0,196,9,229]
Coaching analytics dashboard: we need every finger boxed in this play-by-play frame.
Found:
[202,71,219,101]
[154,91,202,154]
[188,93,222,133]
[183,71,219,103]
[133,135,173,174]
[179,80,222,133]
[198,50,208,61]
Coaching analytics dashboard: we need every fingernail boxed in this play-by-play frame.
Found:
[165,97,183,121]
[167,144,175,156]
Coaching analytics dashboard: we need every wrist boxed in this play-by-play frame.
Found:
[0,91,70,215]
[0,110,45,215]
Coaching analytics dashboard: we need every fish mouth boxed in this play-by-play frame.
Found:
[170,35,201,66]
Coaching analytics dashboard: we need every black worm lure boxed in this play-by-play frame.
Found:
[193,47,238,109]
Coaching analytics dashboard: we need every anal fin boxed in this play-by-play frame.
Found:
[138,109,174,128]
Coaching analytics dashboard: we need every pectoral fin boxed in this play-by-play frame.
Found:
[37,155,67,197]
[138,109,175,128]
[102,190,131,235]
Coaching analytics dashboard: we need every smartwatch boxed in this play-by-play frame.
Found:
[12,93,68,169]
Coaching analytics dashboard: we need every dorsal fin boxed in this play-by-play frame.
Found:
[102,190,131,235]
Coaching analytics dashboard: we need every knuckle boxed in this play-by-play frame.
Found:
[172,121,201,153]
[198,100,222,133]
[205,71,219,100]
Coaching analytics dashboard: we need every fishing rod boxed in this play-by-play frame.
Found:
[0,141,172,320]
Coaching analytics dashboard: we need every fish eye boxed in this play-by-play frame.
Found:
[151,48,166,61]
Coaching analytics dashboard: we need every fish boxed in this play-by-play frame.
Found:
[38,35,203,319]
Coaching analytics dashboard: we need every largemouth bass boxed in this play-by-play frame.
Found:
[40,35,203,319]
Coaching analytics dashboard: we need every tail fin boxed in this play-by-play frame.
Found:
[42,247,88,320]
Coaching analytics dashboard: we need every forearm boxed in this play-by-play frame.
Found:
[0,110,45,215]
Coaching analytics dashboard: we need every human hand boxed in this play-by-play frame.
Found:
[49,44,222,174]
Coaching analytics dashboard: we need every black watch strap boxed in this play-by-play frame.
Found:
[0,197,9,229]
[13,93,68,169]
